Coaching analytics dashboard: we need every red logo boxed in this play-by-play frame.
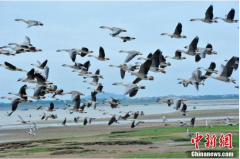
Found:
[191,133,232,150]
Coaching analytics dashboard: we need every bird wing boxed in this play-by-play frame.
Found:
[69,50,77,62]
[19,85,27,100]
[205,5,214,20]
[129,89,138,97]
[139,59,152,75]
[91,91,97,102]
[133,78,142,84]
[99,46,105,58]
[18,115,24,121]
[120,68,126,79]
[83,61,91,71]
[173,23,182,35]
[125,53,137,63]
[23,36,31,45]
[95,69,100,75]
[151,49,160,67]
[108,116,116,125]
[209,62,216,70]
[227,9,235,20]
[175,51,182,58]
[221,57,235,77]
[124,84,136,95]
[27,68,35,80]
[189,36,199,53]
[4,62,17,70]
[40,60,48,68]
[49,102,54,110]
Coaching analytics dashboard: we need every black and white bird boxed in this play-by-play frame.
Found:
[131,120,144,128]
[165,51,186,60]
[15,19,43,28]
[214,8,238,23]
[88,46,110,61]
[190,5,218,23]
[161,22,187,38]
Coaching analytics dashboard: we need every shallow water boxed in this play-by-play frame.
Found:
[0,100,238,130]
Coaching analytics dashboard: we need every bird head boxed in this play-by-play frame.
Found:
[148,76,154,81]
[140,86,146,89]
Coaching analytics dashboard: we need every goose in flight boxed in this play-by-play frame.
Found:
[131,120,144,128]
[87,83,104,93]
[83,117,95,126]
[161,22,187,38]
[133,111,144,119]
[15,19,43,28]
[199,62,218,80]
[76,47,94,57]
[190,5,218,23]
[26,128,35,136]
[88,46,110,61]
[17,68,36,83]
[74,116,81,123]
[177,36,200,62]
[148,50,166,73]
[79,69,103,79]
[131,56,154,83]
[17,115,30,124]
[214,8,238,23]
[113,82,145,97]
[100,26,127,37]
[0,61,26,72]
[165,51,186,60]
[225,56,239,71]
[108,114,121,125]
[189,69,204,91]
[177,78,192,87]
[118,36,136,42]
[156,97,177,107]
[187,43,217,62]
[7,84,29,101]
[9,36,35,50]
[24,84,46,100]
[31,60,48,69]
[124,83,145,97]
[103,97,121,109]
[34,72,52,86]
[47,102,55,112]
[109,64,139,79]
[206,57,236,83]
[62,61,89,71]
[0,45,27,54]
[83,69,101,86]
[119,50,143,63]
[61,118,67,126]
[120,111,132,120]
[6,98,32,116]
[0,49,15,56]
[57,49,77,62]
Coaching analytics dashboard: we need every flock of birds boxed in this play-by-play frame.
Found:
[0,5,239,136]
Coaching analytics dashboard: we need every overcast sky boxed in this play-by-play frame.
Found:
[0,1,239,103]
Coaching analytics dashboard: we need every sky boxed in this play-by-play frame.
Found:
[0,1,239,103]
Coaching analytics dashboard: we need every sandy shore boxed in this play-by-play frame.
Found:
[0,108,238,144]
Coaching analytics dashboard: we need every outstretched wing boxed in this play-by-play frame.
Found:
[99,46,105,58]
[173,22,182,35]
[205,5,213,20]
[227,9,235,20]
